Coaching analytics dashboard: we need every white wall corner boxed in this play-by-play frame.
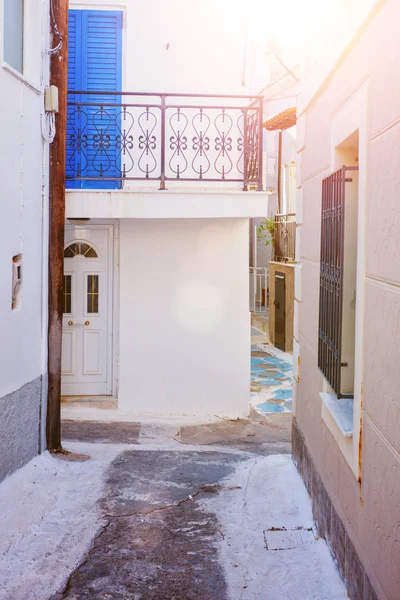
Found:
[294,263,303,302]
[293,338,300,383]
[296,114,306,153]
[295,224,301,263]
[294,298,300,342]
[296,188,303,224]
[296,158,303,189]
[292,377,297,416]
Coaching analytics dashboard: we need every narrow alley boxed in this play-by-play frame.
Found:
[0,419,347,600]
[250,327,293,415]
[1,1,399,599]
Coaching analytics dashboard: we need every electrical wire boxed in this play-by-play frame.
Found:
[258,64,300,97]
[48,0,63,55]
[263,94,298,101]
[41,0,61,143]
[267,48,299,83]
[41,112,56,143]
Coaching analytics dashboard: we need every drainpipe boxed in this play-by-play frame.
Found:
[242,5,248,88]
[47,0,68,452]
[242,26,248,87]
[277,130,283,214]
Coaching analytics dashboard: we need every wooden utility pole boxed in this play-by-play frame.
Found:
[47,0,68,451]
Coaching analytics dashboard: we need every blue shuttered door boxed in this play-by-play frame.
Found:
[66,10,122,189]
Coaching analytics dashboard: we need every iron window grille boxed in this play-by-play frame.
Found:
[318,166,358,398]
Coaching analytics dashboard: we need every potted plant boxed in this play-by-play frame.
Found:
[256,216,275,259]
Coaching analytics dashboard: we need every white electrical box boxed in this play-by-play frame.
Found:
[45,85,59,113]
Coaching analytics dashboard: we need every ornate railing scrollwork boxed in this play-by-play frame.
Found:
[66,91,263,189]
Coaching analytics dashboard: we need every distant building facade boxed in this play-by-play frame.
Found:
[62,0,268,419]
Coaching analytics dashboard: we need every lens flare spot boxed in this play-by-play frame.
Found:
[173,282,223,334]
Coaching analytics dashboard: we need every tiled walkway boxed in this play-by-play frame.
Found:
[250,328,293,414]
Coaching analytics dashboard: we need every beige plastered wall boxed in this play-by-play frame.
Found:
[295,1,400,599]
[268,262,294,352]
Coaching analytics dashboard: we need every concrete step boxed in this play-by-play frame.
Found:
[251,312,269,336]
[61,396,118,410]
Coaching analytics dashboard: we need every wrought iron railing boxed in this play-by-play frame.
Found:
[249,267,268,313]
[66,91,263,190]
[273,213,296,262]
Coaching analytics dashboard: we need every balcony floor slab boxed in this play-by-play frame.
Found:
[66,188,270,220]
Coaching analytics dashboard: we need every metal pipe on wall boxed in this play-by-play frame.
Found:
[277,130,283,214]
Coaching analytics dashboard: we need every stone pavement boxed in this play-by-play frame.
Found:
[250,328,293,416]
[0,419,349,600]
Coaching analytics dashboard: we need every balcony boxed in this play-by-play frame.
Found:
[273,213,296,262]
[66,91,263,191]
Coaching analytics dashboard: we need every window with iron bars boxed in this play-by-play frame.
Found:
[318,166,359,399]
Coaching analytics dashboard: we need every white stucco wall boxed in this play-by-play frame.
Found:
[70,0,248,95]
[0,0,50,400]
[0,0,50,471]
[298,0,381,115]
[118,218,250,417]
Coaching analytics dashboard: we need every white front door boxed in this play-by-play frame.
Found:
[61,225,113,396]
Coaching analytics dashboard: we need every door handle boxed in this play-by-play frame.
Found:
[67,321,90,326]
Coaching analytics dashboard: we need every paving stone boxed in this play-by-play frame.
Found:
[62,420,141,444]
[179,415,291,447]
[250,345,293,417]
[256,402,286,414]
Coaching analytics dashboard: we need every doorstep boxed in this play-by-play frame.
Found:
[61,396,118,410]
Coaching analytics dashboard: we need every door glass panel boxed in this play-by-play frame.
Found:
[81,243,98,258]
[63,275,72,313]
[64,241,98,258]
[64,242,79,258]
[87,275,99,313]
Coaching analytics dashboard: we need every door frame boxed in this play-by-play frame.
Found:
[63,220,119,397]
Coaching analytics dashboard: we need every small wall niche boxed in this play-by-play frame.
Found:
[12,254,23,310]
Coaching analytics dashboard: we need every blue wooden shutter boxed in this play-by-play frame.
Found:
[66,10,82,189]
[66,10,122,189]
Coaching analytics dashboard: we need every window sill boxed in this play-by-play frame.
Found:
[2,62,42,95]
[320,392,353,437]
